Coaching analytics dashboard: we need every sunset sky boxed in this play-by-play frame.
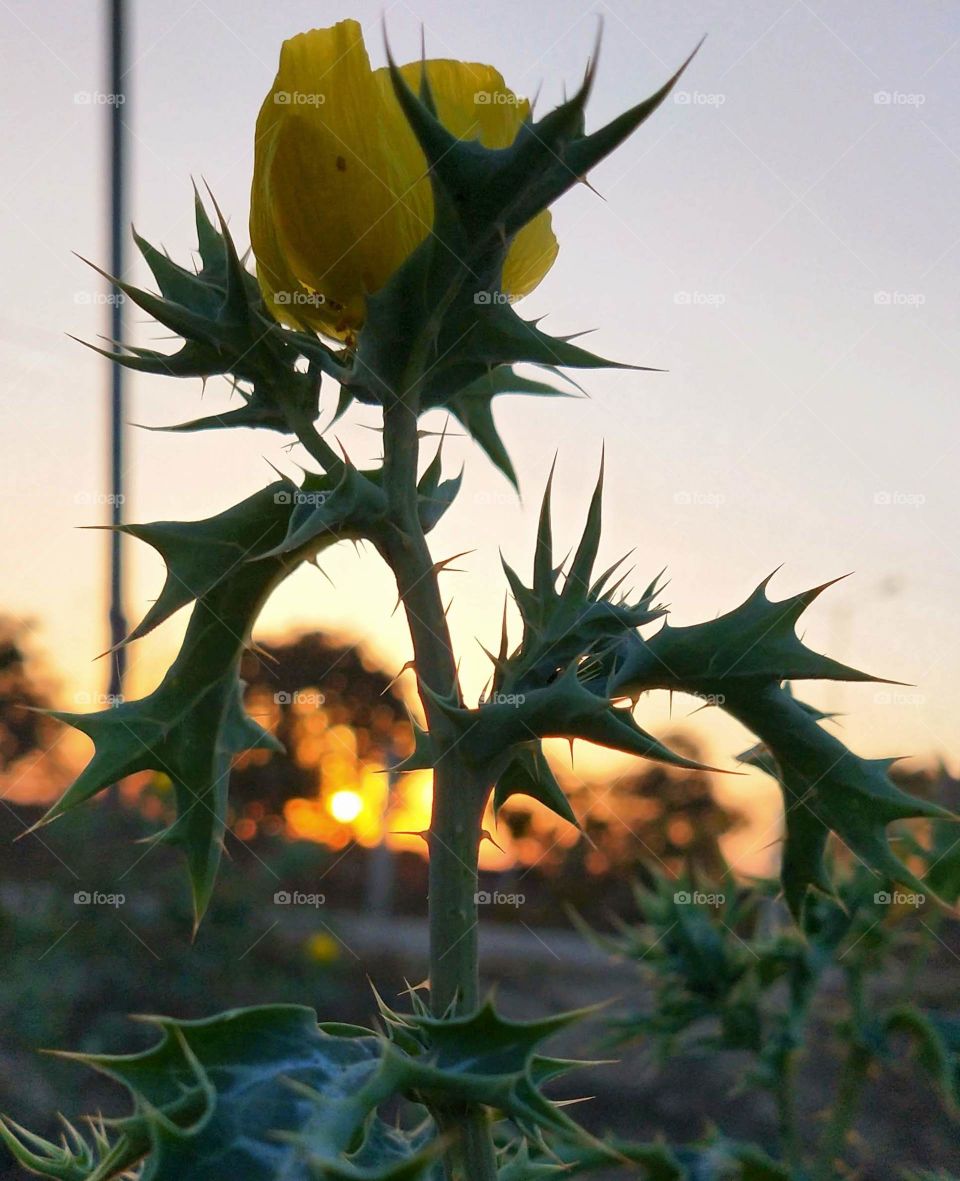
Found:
[2,1,959,870]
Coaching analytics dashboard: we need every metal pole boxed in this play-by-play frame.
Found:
[107,0,128,704]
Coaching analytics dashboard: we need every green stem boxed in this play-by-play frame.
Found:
[427,755,487,1014]
[812,1041,870,1180]
[775,1047,801,1173]
[282,401,344,475]
[378,399,497,1181]
[811,968,872,1179]
[903,909,940,995]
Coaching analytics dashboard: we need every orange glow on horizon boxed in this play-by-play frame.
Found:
[283,764,532,871]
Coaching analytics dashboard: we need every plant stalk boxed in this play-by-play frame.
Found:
[812,1041,870,1181]
[775,1047,801,1173]
[378,399,497,1181]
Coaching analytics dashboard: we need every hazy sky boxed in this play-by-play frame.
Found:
[2,1,959,846]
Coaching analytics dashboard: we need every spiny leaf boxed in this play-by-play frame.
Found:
[113,479,297,644]
[387,999,607,1149]
[392,715,434,774]
[423,664,713,773]
[416,437,463,533]
[443,366,574,489]
[18,1006,436,1181]
[145,396,291,434]
[498,468,666,696]
[348,41,683,412]
[565,457,604,598]
[493,743,578,829]
[34,554,286,925]
[261,465,388,559]
[0,1114,142,1181]
[386,34,697,249]
[497,1139,569,1179]
[884,1006,960,1114]
[610,573,885,698]
[727,683,954,921]
[44,458,405,921]
[82,189,346,438]
[533,457,558,595]
[260,457,458,562]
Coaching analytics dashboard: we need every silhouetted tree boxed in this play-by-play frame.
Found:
[233,632,409,814]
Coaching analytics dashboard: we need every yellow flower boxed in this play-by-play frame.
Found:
[304,932,341,964]
[250,19,558,340]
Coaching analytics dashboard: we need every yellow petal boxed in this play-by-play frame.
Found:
[386,60,559,302]
[503,214,559,299]
[250,21,558,340]
[251,19,421,336]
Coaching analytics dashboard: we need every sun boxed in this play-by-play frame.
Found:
[328,789,363,824]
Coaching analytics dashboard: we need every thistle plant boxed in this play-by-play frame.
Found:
[3,19,954,1181]
[586,752,960,1178]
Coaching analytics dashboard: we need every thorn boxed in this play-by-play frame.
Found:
[383,660,416,694]
[480,828,505,854]
[307,560,336,588]
[476,640,505,671]
[579,175,607,201]
[262,458,290,483]
[247,641,278,665]
[390,830,430,846]
[432,549,475,576]
[580,826,599,852]
[399,976,430,1000]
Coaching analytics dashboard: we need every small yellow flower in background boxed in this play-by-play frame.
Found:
[250,19,558,340]
[304,931,341,964]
